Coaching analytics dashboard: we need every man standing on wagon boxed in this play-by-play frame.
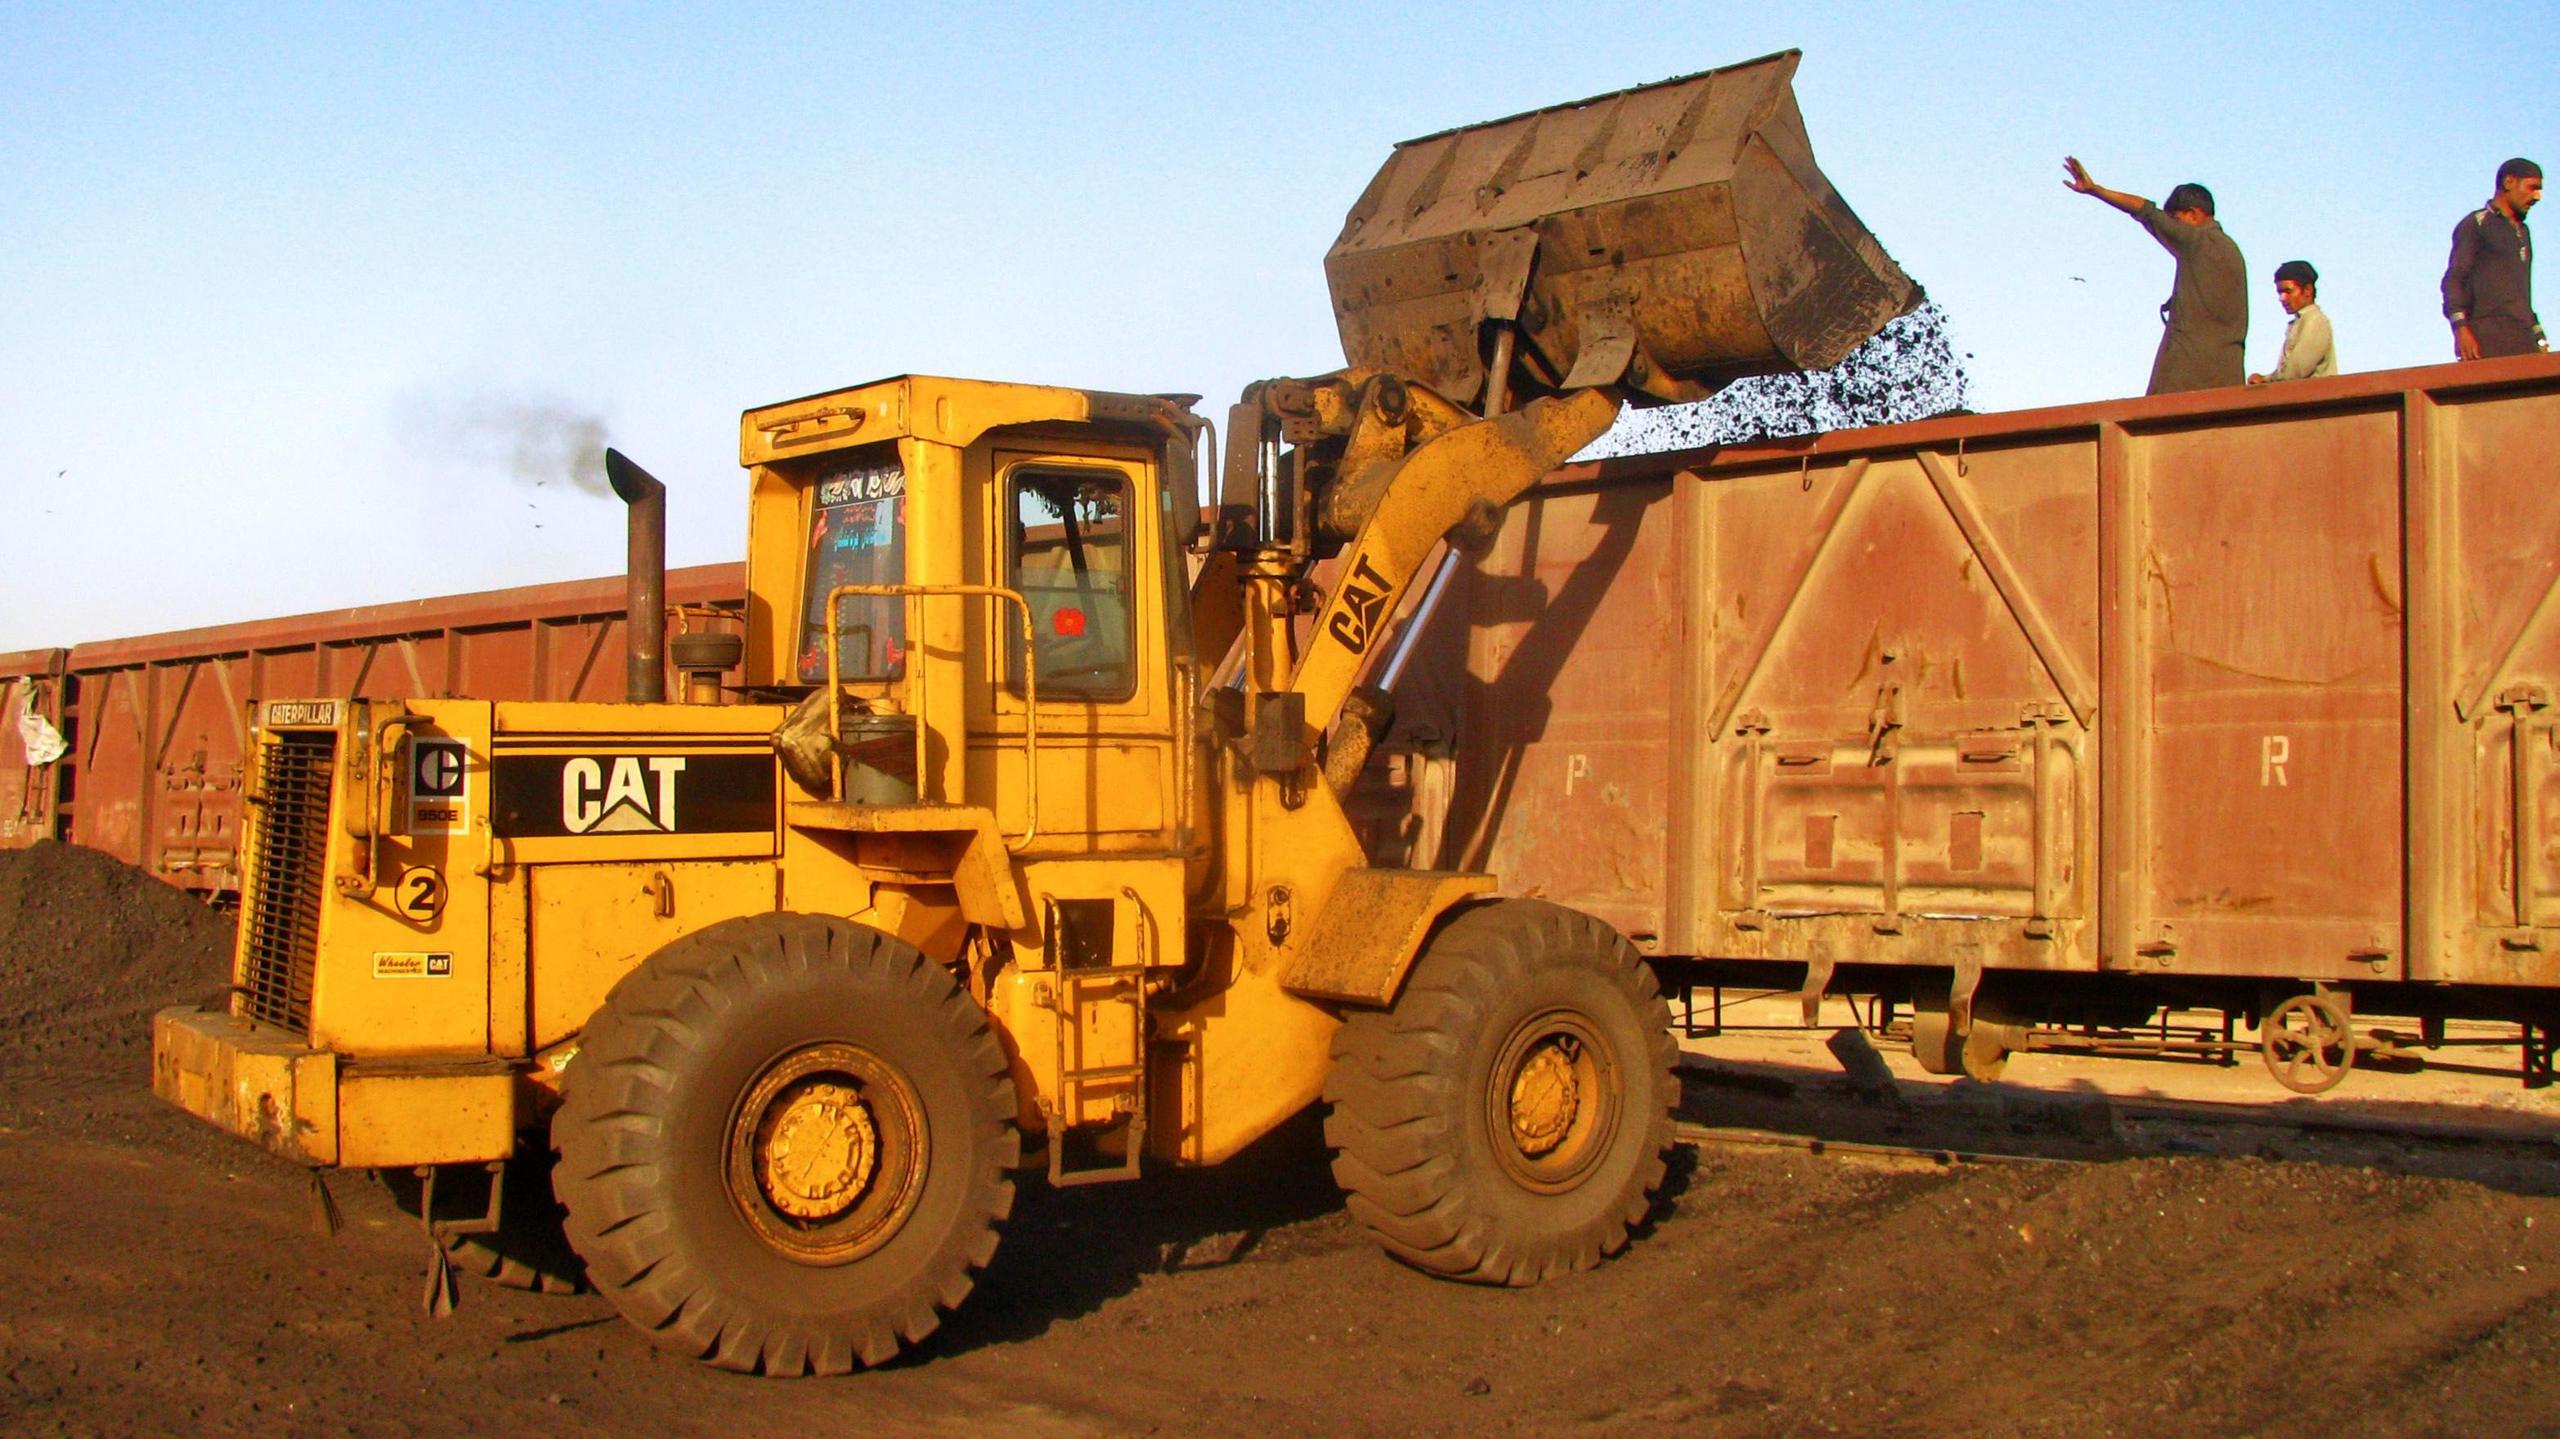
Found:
[2062,158,2249,394]
[2249,261,2337,384]
[2443,158,2545,360]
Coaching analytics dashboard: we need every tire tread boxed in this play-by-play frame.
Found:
[1321,900,1675,1286]
[552,913,1018,1375]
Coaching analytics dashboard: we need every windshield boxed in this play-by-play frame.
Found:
[798,458,907,684]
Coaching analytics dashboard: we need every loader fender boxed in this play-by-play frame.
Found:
[1281,868,1496,1007]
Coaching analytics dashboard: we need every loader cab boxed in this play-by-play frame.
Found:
[738,375,1202,857]
[781,459,1140,697]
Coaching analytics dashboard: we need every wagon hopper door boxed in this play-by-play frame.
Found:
[1703,445,2094,966]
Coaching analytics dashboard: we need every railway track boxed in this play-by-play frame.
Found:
[1673,1120,2081,1168]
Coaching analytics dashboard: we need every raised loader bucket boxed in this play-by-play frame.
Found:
[1324,50,1917,407]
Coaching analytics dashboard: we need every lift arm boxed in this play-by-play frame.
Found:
[1288,388,1618,741]
[1248,50,1916,747]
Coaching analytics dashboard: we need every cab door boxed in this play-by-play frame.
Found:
[967,444,1179,856]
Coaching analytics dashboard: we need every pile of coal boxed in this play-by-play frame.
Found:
[0,840,231,1083]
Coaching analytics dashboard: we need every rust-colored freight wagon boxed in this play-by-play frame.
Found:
[1362,353,2560,1089]
[1,566,744,895]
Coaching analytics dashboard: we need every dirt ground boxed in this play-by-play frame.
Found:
[6,839,2560,1439]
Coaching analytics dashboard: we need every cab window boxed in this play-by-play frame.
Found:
[1008,467,1133,700]
[798,458,907,683]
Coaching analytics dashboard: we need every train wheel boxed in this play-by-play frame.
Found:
[378,1146,587,1294]
[1962,1021,2020,1083]
[552,914,1018,1375]
[1911,993,2019,1083]
[1323,900,1677,1286]
[2262,994,2355,1094]
[1910,998,1962,1076]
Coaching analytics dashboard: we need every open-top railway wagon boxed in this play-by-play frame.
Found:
[1357,351,2560,1092]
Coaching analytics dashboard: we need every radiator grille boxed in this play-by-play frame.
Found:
[239,731,337,1032]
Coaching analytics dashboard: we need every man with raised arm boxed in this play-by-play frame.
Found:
[2444,158,2544,360]
[2063,157,2249,394]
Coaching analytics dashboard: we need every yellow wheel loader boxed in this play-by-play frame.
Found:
[153,50,1912,1372]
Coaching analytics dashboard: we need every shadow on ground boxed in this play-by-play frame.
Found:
[910,1106,1353,1360]
[1678,1030,2560,1198]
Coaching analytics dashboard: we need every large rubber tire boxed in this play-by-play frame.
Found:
[1323,900,1677,1286]
[552,914,1018,1375]
[378,1145,587,1295]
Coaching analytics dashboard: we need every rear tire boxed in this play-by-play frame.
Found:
[552,914,1018,1374]
[1323,900,1676,1285]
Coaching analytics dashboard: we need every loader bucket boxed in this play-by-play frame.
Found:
[1324,50,1917,407]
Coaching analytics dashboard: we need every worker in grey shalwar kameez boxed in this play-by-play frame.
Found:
[2062,157,2250,394]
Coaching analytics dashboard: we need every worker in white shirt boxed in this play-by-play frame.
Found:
[2248,260,2338,384]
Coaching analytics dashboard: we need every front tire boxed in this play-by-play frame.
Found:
[1323,900,1676,1285]
[552,914,1018,1374]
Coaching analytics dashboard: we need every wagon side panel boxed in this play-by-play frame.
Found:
[2441,381,2560,986]
[1448,479,1684,947]
[1685,436,2099,974]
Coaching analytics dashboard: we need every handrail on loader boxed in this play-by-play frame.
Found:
[826,582,1042,851]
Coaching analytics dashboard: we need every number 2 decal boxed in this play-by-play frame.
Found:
[396,866,447,921]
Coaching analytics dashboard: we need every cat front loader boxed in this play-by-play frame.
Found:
[152,49,1912,1372]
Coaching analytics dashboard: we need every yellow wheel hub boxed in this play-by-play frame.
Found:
[726,1041,927,1266]
[754,1079,878,1220]
[1507,1039,1582,1157]
[1485,1011,1618,1194]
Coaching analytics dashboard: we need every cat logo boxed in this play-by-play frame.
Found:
[1324,555,1395,656]
[563,756,688,834]
[491,751,772,839]
[408,737,469,834]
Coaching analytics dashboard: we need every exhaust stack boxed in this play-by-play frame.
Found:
[604,448,666,704]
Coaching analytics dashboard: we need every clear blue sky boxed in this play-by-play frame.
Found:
[3,2,2553,650]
